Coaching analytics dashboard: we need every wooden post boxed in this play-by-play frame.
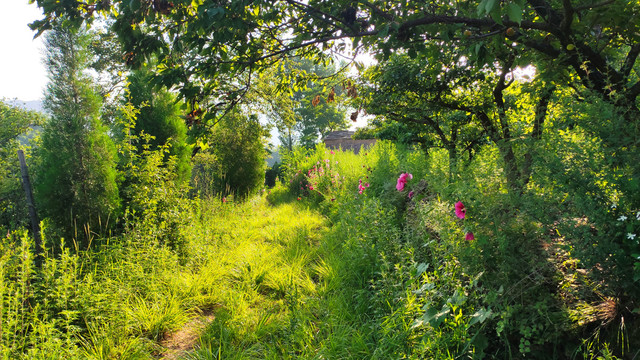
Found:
[17,150,43,262]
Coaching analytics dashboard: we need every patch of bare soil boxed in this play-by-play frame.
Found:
[159,311,216,360]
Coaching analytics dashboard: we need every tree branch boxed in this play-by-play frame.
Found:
[361,1,394,21]
[493,58,514,139]
[526,0,563,25]
[574,0,615,12]
[560,0,574,33]
[621,44,640,78]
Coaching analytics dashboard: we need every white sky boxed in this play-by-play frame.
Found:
[0,1,47,101]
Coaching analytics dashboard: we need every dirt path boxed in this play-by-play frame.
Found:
[159,311,216,360]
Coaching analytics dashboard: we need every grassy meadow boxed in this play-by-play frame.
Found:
[2,141,639,359]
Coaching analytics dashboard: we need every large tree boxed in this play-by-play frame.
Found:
[30,1,640,119]
[36,26,120,244]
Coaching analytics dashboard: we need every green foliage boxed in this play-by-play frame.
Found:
[116,103,191,254]
[264,162,284,188]
[0,101,45,232]
[191,111,268,199]
[36,26,120,245]
[125,69,192,183]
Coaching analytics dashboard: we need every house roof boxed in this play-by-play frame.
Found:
[323,130,355,141]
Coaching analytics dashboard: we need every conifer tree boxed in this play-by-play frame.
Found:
[36,26,120,244]
[125,68,191,183]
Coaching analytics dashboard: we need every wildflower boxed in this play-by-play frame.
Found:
[455,201,466,219]
[222,197,227,203]
[396,172,413,191]
[331,198,335,202]
[628,233,637,240]
[611,203,617,209]
[331,150,335,154]
[408,191,414,199]
[465,232,475,241]
[618,215,628,221]
[309,186,314,191]
[365,183,370,188]
[297,197,301,201]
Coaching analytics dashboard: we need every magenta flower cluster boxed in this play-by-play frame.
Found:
[357,179,370,194]
[455,201,474,241]
[396,172,413,191]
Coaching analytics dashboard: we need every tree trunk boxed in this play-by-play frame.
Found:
[18,150,43,265]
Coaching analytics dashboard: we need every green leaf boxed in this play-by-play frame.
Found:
[378,24,390,39]
[477,0,489,16]
[422,305,450,327]
[416,262,429,275]
[485,0,499,15]
[506,3,523,25]
[489,5,503,25]
[469,308,493,326]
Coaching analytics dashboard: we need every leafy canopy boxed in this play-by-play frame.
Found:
[29,0,640,126]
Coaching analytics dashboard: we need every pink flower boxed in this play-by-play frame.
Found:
[455,201,466,219]
[331,151,335,154]
[297,197,301,201]
[408,191,414,199]
[465,232,475,241]
[396,172,413,191]
[222,197,227,203]
[358,181,366,194]
[309,186,314,190]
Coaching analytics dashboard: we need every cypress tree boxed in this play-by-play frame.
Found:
[36,26,120,245]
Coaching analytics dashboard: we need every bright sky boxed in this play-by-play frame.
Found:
[0,1,47,101]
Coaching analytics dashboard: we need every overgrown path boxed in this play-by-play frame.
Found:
[159,193,332,359]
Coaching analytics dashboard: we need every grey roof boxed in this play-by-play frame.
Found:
[323,130,355,141]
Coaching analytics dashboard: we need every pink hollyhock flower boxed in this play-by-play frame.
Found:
[465,232,475,241]
[455,201,466,219]
[396,172,413,191]
[408,191,414,199]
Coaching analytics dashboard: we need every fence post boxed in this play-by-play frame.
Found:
[17,149,42,263]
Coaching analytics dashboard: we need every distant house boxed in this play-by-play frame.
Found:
[323,131,376,154]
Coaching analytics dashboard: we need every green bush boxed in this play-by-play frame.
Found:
[191,111,268,200]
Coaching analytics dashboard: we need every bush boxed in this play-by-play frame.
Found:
[191,111,268,200]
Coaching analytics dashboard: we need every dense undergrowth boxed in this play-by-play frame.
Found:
[2,140,640,359]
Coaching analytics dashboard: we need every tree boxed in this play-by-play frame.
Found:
[357,53,555,191]
[36,26,120,244]
[290,59,350,148]
[31,0,640,193]
[191,111,268,199]
[126,67,192,183]
[248,58,349,149]
[30,1,640,121]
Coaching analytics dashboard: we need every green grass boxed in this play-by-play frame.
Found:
[2,141,639,359]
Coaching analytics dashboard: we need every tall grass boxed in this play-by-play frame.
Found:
[2,140,637,359]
